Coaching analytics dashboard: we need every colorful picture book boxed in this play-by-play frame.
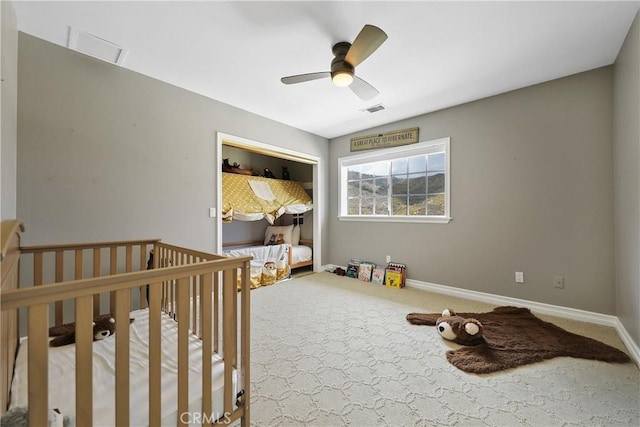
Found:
[358,262,375,282]
[346,258,362,279]
[385,262,406,288]
[371,265,386,285]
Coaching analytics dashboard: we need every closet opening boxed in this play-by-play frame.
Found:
[215,133,321,285]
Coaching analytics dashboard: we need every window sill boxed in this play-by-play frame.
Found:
[338,215,452,224]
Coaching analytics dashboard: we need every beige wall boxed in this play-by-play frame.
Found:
[1,1,17,220]
[17,34,329,261]
[613,12,639,344]
[330,67,615,314]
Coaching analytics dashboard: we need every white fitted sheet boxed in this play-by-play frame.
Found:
[291,245,312,265]
[224,244,312,266]
[10,307,237,426]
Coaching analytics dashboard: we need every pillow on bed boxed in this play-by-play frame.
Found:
[264,224,294,245]
[292,225,301,246]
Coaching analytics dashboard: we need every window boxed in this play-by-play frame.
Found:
[339,137,451,223]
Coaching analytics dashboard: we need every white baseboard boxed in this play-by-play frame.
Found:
[613,317,640,367]
[319,263,342,272]
[405,278,640,367]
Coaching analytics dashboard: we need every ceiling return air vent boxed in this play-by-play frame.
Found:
[67,27,128,66]
[361,104,386,113]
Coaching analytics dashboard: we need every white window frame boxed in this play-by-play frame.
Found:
[338,137,451,223]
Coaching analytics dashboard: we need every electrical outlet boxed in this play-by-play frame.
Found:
[386,255,391,263]
[515,272,524,283]
[554,276,564,289]
[209,207,216,218]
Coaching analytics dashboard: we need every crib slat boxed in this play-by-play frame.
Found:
[93,248,101,314]
[110,247,118,314]
[222,268,235,415]
[213,272,219,354]
[191,264,197,334]
[148,281,162,427]
[126,245,133,272]
[75,295,93,426]
[198,274,204,340]
[241,261,251,427]
[55,251,64,325]
[28,304,49,427]
[177,277,189,426]
[115,289,130,427]
[126,245,134,311]
[33,252,43,286]
[201,273,213,417]
[75,249,83,280]
[232,268,238,368]
[139,244,148,309]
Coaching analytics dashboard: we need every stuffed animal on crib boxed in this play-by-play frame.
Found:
[0,406,75,427]
[407,309,485,346]
[48,314,134,347]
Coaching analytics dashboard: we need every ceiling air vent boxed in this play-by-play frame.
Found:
[361,104,386,114]
[67,27,128,66]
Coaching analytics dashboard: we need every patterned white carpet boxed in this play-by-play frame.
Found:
[246,272,639,426]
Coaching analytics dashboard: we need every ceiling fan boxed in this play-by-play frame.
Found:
[280,24,388,101]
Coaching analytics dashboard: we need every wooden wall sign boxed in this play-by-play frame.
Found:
[350,127,419,152]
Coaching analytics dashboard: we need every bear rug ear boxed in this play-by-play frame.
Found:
[406,312,441,325]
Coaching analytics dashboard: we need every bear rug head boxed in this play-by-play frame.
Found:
[48,314,134,347]
[406,306,630,374]
[435,309,484,346]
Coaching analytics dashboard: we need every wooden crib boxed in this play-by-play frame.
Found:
[1,220,251,426]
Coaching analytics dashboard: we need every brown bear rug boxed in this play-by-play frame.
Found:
[406,306,631,374]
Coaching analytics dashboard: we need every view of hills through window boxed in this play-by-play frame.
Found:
[347,152,445,216]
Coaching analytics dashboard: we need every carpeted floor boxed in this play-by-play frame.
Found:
[246,272,640,426]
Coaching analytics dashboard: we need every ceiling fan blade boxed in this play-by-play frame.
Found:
[345,25,388,67]
[350,76,379,101]
[281,72,331,85]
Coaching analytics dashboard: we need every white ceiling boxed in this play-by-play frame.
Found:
[12,1,640,139]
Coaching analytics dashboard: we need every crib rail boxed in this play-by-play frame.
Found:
[1,242,251,427]
[20,238,161,322]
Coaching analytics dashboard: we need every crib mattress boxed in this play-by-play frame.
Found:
[9,308,237,426]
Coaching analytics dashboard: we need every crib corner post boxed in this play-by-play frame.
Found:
[240,259,251,426]
[27,303,49,427]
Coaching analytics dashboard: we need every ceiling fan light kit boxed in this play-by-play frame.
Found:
[331,71,354,87]
[281,24,388,101]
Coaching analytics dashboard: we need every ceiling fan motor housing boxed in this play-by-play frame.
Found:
[331,42,354,80]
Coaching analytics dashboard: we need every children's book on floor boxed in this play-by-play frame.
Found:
[358,262,375,282]
[385,262,406,288]
[371,265,386,285]
[346,258,362,278]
